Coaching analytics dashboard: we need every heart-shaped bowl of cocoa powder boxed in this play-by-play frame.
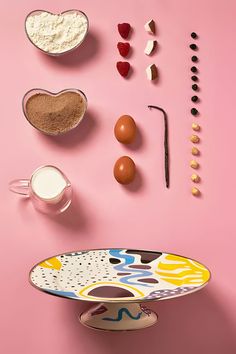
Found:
[22,88,88,135]
[25,9,89,56]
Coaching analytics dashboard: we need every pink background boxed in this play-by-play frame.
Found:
[0,0,236,353]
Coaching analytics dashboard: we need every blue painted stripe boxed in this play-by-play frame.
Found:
[102,308,142,321]
[45,289,78,298]
[109,249,153,287]
[109,249,134,265]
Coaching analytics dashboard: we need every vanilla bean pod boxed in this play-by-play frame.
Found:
[148,105,169,188]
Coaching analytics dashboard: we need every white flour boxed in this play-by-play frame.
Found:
[26,11,88,54]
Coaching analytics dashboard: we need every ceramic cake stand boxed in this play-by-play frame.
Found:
[30,248,210,331]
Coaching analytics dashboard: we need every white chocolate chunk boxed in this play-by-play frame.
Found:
[144,40,157,55]
[144,19,156,34]
[146,64,158,80]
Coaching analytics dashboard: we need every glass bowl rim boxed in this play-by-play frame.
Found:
[22,88,88,136]
[24,9,89,56]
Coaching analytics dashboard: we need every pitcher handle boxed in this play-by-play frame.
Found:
[9,179,30,196]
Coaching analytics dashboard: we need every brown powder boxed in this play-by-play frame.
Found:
[25,91,86,135]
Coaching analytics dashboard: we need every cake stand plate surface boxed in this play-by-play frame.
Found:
[30,248,210,330]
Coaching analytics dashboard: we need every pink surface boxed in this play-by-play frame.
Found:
[0,0,236,353]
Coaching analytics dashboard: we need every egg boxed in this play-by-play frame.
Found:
[113,156,136,184]
[114,115,136,144]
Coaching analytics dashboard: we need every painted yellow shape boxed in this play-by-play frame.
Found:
[39,257,62,271]
[78,282,145,301]
[156,254,210,286]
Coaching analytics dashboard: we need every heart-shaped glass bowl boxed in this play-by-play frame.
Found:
[25,9,89,56]
[22,88,88,136]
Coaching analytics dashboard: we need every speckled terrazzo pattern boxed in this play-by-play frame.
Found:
[31,250,118,292]
[30,249,210,303]
[144,286,197,300]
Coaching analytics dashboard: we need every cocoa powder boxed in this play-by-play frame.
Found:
[25,91,86,135]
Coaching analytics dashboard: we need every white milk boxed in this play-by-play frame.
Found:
[31,166,67,201]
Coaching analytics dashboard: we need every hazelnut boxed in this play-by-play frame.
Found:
[192,147,200,155]
[192,187,200,196]
[190,134,200,143]
[192,123,200,131]
[191,174,200,182]
[190,160,199,169]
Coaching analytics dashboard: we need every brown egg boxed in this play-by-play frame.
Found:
[114,115,136,144]
[113,156,136,184]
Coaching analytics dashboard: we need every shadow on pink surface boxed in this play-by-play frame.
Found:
[123,167,144,193]
[61,288,236,354]
[47,192,89,233]
[37,109,99,149]
[38,32,100,68]
[16,187,92,234]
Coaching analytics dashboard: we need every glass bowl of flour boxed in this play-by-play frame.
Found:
[25,9,89,56]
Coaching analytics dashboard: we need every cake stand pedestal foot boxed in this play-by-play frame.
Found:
[79,302,158,331]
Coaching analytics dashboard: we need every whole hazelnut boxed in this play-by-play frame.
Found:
[190,134,200,143]
[192,147,200,155]
[192,187,200,196]
[192,123,200,131]
[191,174,200,182]
[190,160,199,169]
